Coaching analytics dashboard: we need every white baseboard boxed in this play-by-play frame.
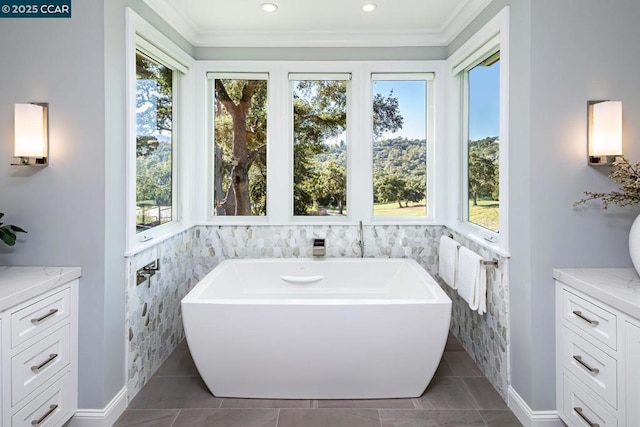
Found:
[507,386,564,427]
[67,387,128,427]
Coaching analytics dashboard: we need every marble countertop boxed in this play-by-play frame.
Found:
[0,266,81,312]
[554,268,640,320]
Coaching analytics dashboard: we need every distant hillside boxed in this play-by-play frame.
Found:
[373,137,426,182]
[469,136,499,160]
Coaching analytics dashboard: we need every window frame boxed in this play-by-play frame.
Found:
[207,72,270,220]
[447,6,510,255]
[370,73,435,223]
[196,60,445,226]
[289,72,352,222]
[125,9,192,255]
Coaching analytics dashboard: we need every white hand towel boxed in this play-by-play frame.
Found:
[438,235,459,289]
[456,246,487,315]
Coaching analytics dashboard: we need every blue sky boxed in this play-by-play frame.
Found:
[373,80,426,140]
[373,63,500,142]
[468,60,500,141]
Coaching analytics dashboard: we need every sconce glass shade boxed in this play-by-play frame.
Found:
[13,103,48,166]
[588,100,622,165]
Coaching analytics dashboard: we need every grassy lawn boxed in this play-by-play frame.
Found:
[469,200,499,232]
[373,200,427,216]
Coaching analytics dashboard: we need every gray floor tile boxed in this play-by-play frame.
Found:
[433,359,455,377]
[154,340,199,377]
[380,409,486,427]
[445,333,465,352]
[462,378,507,410]
[112,409,179,427]
[128,376,222,409]
[172,408,278,427]
[480,410,523,426]
[277,409,381,427]
[416,377,479,410]
[442,352,483,377]
[317,398,415,409]
[221,398,311,408]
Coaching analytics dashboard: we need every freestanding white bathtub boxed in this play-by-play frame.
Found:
[181,258,451,399]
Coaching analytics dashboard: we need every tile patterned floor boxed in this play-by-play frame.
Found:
[115,334,522,427]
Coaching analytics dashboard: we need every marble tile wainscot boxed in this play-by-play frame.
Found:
[439,230,509,399]
[126,229,195,401]
[191,225,444,283]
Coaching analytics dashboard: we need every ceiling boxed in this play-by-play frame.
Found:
[143,0,491,47]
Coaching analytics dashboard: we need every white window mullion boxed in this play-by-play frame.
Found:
[269,66,290,224]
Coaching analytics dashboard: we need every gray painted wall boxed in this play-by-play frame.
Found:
[527,0,640,410]
[453,0,640,411]
[0,0,114,409]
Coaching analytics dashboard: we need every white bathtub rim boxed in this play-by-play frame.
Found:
[183,257,450,305]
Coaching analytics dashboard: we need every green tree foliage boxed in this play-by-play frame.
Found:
[375,174,408,208]
[468,136,499,206]
[312,162,347,214]
[373,138,426,206]
[135,53,174,227]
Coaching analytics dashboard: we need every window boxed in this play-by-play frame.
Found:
[371,74,433,217]
[202,61,440,226]
[209,74,268,216]
[291,74,349,217]
[463,52,500,233]
[135,51,176,232]
[449,6,509,250]
[127,10,191,251]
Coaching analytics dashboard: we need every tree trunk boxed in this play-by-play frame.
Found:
[214,143,225,215]
[397,199,403,208]
[214,80,260,216]
[472,191,478,206]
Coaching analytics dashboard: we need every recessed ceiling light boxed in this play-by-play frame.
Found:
[362,3,377,12]
[261,3,278,12]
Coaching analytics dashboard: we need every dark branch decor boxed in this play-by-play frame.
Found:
[574,157,640,208]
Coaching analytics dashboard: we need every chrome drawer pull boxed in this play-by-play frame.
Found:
[573,355,600,374]
[31,404,58,426]
[31,353,58,372]
[31,309,59,324]
[574,406,600,427]
[572,310,599,326]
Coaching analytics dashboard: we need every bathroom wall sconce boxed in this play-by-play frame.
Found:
[588,100,622,166]
[12,102,49,166]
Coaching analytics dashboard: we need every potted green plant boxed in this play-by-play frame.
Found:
[0,213,27,246]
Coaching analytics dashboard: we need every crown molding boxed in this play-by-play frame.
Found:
[440,0,495,44]
[144,0,491,48]
[143,0,200,43]
[192,30,447,48]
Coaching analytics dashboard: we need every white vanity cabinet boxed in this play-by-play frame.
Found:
[625,319,640,427]
[555,268,640,427]
[0,267,80,427]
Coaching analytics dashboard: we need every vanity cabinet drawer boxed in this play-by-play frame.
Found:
[562,288,617,350]
[563,373,617,427]
[11,288,70,348]
[561,326,617,409]
[12,371,71,427]
[11,324,70,406]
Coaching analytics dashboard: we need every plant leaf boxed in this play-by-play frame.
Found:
[0,229,16,246]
